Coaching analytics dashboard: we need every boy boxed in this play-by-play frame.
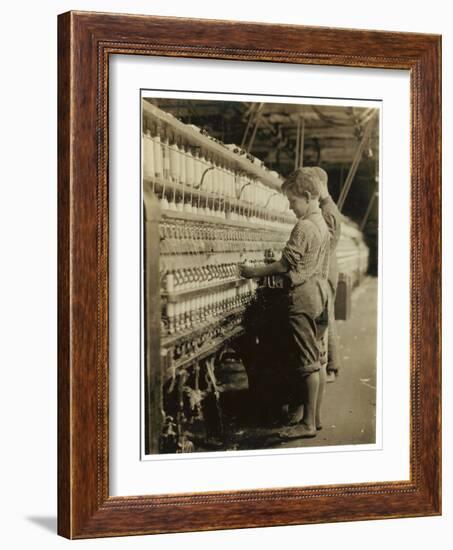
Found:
[311,166,342,382]
[240,168,330,438]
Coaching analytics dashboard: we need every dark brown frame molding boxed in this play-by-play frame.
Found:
[58,10,441,539]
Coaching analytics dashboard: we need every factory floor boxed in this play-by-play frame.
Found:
[215,276,378,451]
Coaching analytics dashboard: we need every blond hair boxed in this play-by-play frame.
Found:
[281,167,324,199]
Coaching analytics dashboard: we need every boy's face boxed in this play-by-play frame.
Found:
[286,190,309,218]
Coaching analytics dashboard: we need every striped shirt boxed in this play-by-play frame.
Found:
[281,202,330,288]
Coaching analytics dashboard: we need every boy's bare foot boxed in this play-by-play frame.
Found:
[278,423,316,440]
[287,404,304,425]
[315,415,323,431]
[326,371,336,383]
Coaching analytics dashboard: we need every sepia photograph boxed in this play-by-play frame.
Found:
[51,6,442,540]
[141,94,380,456]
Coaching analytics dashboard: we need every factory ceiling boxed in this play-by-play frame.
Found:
[149,98,380,177]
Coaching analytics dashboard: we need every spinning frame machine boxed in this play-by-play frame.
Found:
[142,100,369,454]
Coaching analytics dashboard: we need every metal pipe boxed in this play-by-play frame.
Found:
[360,156,379,230]
[193,166,215,190]
[246,103,264,152]
[295,117,300,169]
[337,118,375,211]
[240,103,258,149]
[299,117,305,169]
[263,191,280,209]
[360,191,378,231]
[237,181,252,200]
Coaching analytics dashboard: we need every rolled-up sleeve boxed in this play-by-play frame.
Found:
[281,221,308,270]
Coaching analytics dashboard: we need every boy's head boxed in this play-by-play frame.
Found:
[310,167,329,199]
[293,166,329,200]
[282,168,321,218]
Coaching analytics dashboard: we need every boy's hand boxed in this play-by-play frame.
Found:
[239,265,256,279]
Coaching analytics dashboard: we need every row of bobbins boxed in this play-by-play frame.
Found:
[143,123,293,229]
[158,222,287,256]
[163,280,258,335]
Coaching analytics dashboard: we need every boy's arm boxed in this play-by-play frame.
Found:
[319,194,341,245]
[239,259,288,279]
[240,218,306,279]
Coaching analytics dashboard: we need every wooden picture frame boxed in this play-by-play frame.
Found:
[58,11,441,538]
